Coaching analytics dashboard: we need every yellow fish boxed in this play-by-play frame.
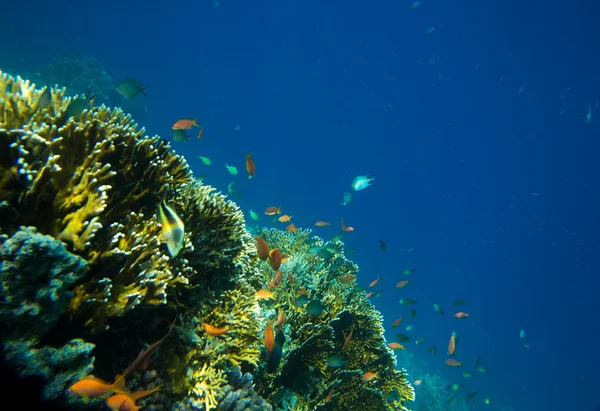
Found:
[158,200,185,257]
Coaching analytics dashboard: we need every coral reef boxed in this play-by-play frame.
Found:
[0,71,414,411]
[251,228,415,411]
[3,338,95,402]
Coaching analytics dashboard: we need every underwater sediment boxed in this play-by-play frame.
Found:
[0,71,415,410]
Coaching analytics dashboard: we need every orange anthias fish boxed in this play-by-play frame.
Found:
[276,308,285,327]
[264,321,275,352]
[396,280,410,288]
[255,289,274,300]
[341,326,354,350]
[369,276,382,288]
[203,323,229,337]
[69,375,127,401]
[278,215,292,223]
[172,117,200,130]
[286,223,298,234]
[325,387,334,403]
[315,221,330,227]
[340,219,355,232]
[245,153,255,178]
[273,270,283,286]
[264,206,281,216]
[392,317,404,327]
[445,359,463,367]
[105,386,161,411]
[387,342,406,350]
[448,333,456,356]
[255,235,270,261]
[196,126,204,139]
[454,312,470,319]
[269,248,282,271]
[341,275,356,282]
[361,372,378,382]
[413,379,423,386]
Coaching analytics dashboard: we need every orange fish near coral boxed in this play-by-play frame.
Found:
[325,387,334,403]
[361,372,378,382]
[387,342,406,350]
[341,275,356,282]
[369,276,382,288]
[203,323,229,337]
[396,280,410,288]
[264,321,275,352]
[172,117,200,130]
[105,386,161,411]
[392,317,404,327]
[255,235,270,261]
[340,219,355,232]
[269,248,282,271]
[454,312,470,319]
[276,308,285,327]
[264,206,281,216]
[255,289,274,300]
[245,153,255,178]
[273,270,283,286]
[278,215,292,223]
[413,379,423,386]
[315,221,330,227]
[342,326,353,350]
[69,375,127,401]
[445,359,463,367]
[286,223,298,234]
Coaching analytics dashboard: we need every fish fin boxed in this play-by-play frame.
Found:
[141,85,150,96]
[131,385,162,401]
[112,374,126,393]
[81,394,89,404]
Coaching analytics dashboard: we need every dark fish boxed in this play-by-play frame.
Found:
[65,88,96,119]
[434,304,445,315]
[38,88,51,110]
[266,331,285,373]
[453,299,467,306]
[474,354,481,368]
[396,333,411,343]
[116,77,149,97]
[379,239,386,251]
[410,309,416,319]
[426,346,436,355]
[305,300,324,316]
[326,354,347,367]
[173,129,191,142]
[400,298,417,305]
[293,294,309,306]
[464,392,478,401]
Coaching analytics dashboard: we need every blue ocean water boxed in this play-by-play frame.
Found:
[1,0,599,410]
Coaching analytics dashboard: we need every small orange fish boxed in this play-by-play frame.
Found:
[342,326,354,350]
[369,276,382,288]
[454,312,470,319]
[172,117,199,130]
[315,221,330,227]
[264,321,275,353]
[395,280,410,288]
[286,223,298,234]
[445,359,463,367]
[387,342,406,350]
[264,206,281,216]
[268,248,282,270]
[197,126,204,139]
[255,235,270,261]
[392,317,404,327]
[245,152,255,178]
[448,334,456,356]
[255,289,274,300]
[341,275,356,282]
[276,308,285,327]
[361,372,378,382]
[413,379,423,386]
[273,269,283,286]
[278,215,292,223]
[325,387,334,403]
[340,219,355,232]
[281,253,290,263]
[203,323,229,337]
[267,281,276,290]
[287,272,295,283]
[69,375,126,400]
[298,289,309,295]
[105,386,161,411]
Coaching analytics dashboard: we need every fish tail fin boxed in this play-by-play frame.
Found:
[245,152,252,158]
[141,85,150,96]
[131,385,162,401]
[112,374,127,393]
[193,116,199,127]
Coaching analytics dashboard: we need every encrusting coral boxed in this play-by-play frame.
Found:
[0,71,414,411]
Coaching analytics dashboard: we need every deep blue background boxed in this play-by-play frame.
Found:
[1,0,599,409]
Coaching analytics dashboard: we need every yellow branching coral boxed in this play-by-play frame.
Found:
[187,362,227,411]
